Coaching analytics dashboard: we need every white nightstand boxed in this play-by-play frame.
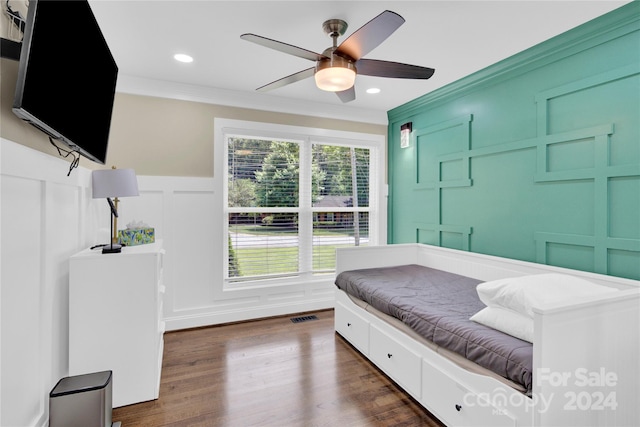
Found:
[69,240,165,407]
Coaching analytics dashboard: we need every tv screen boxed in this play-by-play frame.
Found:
[13,0,118,165]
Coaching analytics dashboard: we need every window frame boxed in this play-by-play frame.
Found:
[215,118,386,292]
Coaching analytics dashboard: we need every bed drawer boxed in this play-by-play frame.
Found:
[335,301,370,354]
[421,359,516,427]
[369,324,421,398]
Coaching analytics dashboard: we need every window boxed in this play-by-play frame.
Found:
[219,120,384,286]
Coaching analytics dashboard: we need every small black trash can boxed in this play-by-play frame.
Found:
[49,370,115,427]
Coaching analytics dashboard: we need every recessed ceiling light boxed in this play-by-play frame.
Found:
[174,53,193,63]
[366,88,381,94]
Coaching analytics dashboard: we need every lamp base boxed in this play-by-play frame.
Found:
[102,243,122,254]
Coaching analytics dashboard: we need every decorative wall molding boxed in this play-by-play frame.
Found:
[410,115,474,250]
[532,64,640,276]
[387,4,640,280]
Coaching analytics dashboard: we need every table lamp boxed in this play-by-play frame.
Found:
[92,167,139,253]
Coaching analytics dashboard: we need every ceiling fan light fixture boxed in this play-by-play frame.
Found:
[242,11,434,103]
[314,56,356,92]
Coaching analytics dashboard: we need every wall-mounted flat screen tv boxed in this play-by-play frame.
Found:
[13,0,118,165]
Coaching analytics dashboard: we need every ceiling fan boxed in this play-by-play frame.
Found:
[240,10,435,103]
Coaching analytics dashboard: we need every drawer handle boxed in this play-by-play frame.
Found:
[455,404,462,412]
[387,353,392,359]
[347,322,352,327]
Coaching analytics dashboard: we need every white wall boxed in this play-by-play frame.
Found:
[0,138,99,427]
[0,136,340,425]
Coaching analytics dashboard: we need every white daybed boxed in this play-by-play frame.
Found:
[334,243,639,427]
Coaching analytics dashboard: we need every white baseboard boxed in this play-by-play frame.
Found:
[164,296,335,331]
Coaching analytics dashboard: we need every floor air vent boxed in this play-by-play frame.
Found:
[290,315,318,323]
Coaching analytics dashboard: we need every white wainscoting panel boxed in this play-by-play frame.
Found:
[1,174,44,427]
[1,138,93,427]
[45,181,83,382]
[125,176,336,331]
[172,190,217,310]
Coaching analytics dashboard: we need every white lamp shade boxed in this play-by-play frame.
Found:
[92,168,139,199]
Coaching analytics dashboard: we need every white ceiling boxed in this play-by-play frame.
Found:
[88,0,630,124]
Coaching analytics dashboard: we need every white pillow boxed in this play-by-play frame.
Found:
[476,273,617,318]
[470,306,533,343]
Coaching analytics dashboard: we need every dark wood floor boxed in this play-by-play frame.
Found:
[113,309,445,426]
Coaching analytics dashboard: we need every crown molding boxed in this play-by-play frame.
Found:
[114,74,388,126]
[388,1,640,122]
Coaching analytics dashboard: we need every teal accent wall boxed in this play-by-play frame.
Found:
[387,2,640,280]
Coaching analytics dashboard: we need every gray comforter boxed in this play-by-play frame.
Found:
[335,264,533,394]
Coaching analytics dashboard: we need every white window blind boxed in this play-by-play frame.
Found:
[226,134,374,283]
[311,145,370,273]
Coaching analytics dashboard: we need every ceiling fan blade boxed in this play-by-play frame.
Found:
[336,10,405,61]
[240,34,327,62]
[355,58,435,79]
[256,67,315,92]
[336,86,356,103]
